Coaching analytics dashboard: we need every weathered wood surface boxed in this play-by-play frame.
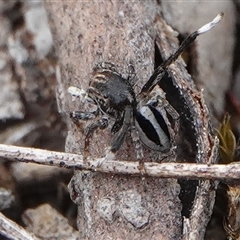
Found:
[44,1,234,239]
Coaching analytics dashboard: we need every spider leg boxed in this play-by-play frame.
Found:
[110,106,146,173]
[111,114,124,134]
[141,12,223,94]
[150,90,179,146]
[131,123,144,160]
[68,85,99,120]
[93,109,131,167]
[131,119,146,173]
[84,116,108,155]
[111,106,132,152]
[148,84,179,130]
[70,109,99,121]
[162,100,179,134]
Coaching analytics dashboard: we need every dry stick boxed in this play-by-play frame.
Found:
[0,144,240,180]
[0,212,40,240]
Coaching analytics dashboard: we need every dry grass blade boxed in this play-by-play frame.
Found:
[217,114,237,164]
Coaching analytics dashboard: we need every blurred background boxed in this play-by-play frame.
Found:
[0,0,239,239]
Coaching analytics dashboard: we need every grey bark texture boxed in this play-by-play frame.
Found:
[0,1,72,239]
[44,1,234,239]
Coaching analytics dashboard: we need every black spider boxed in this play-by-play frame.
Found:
[68,13,223,159]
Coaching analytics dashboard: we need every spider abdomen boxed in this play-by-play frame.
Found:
[135,105,171,152]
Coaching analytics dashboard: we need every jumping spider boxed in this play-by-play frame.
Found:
[68,13,223,161]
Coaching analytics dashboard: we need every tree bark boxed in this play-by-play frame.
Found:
[44,1,234,239]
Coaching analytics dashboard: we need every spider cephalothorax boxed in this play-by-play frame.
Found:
[89,64,137,116]
[68,13,223,159]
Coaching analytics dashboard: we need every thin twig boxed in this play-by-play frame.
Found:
[0,212,40,240]
[0,144,240,180]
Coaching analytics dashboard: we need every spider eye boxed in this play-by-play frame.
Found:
[103,94,109,99]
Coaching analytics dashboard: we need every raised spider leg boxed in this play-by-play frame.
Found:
[141,12,223,94]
